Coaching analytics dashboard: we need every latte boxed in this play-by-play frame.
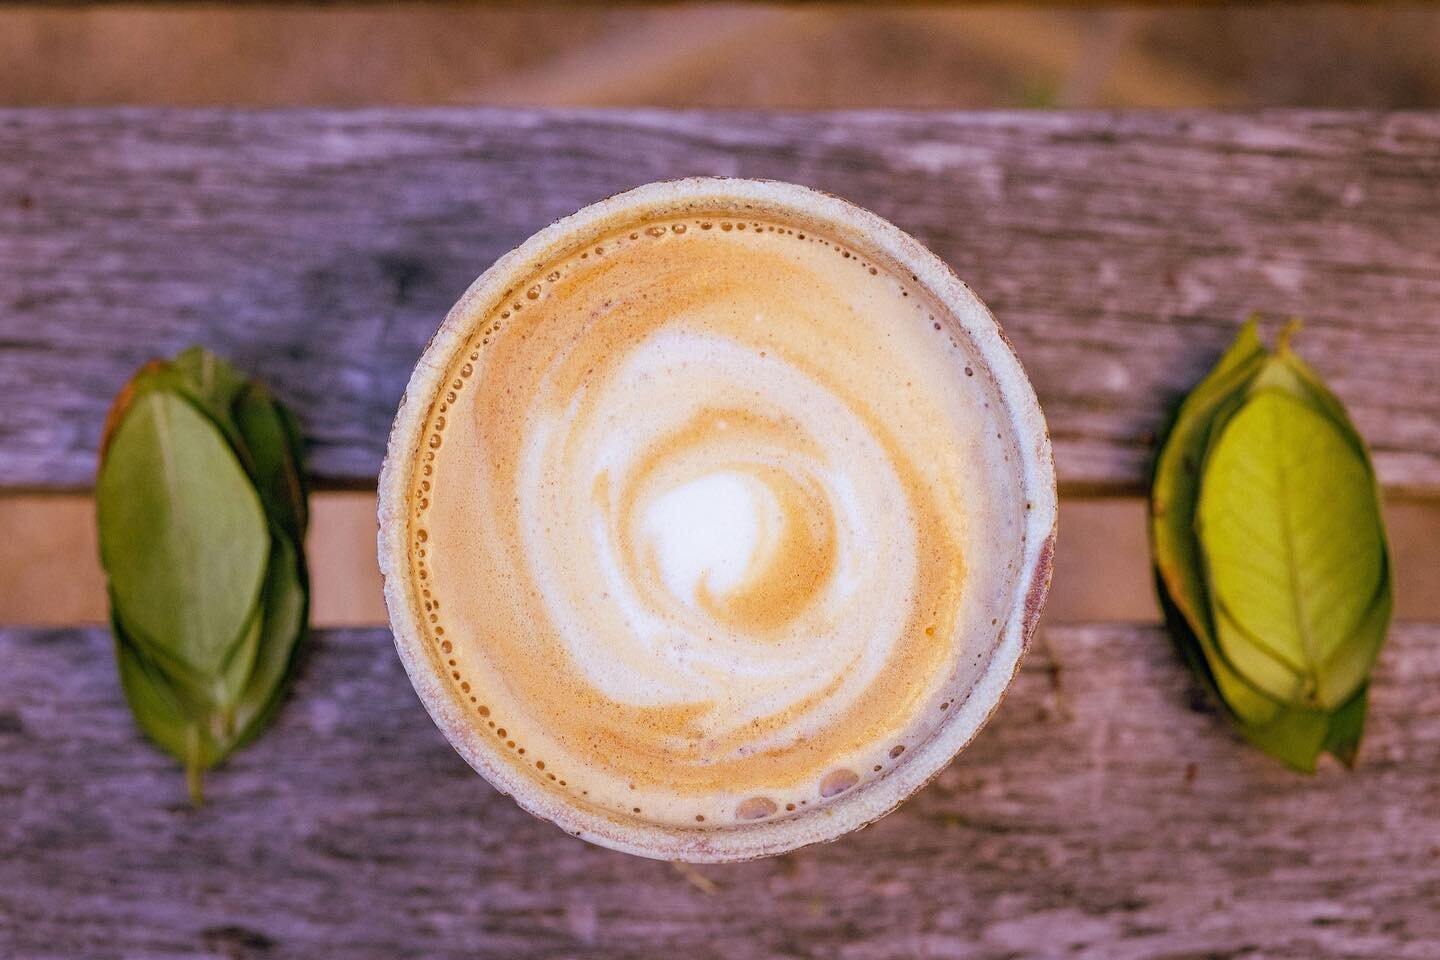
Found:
[378,179,1056,861]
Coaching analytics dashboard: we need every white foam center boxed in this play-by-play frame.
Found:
[642,471,762,607]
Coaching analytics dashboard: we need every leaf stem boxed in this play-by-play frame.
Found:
[186,724,205,807]
[1277,316,1304,354]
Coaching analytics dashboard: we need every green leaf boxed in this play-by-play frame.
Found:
[97,391,271,677]
[1196,390,1388,710]
[114,612,204,763]
[1155,569,1276,721]
[1322,683,1369,769]
[108,349,249,455]
[169,345,251,434]
[211,600,265,733]
[164,348,309,544]
[235,382,310,548]
[1162,535,1355,775]
[232,531,308,745]
[111,531,306,803]
[1151,318,1392,771]
[1156,566,1287,728]
[1151,319,1267,643]
[1209,602,1307,705]
[99,349,310,804]
[113,611,225,804]
[1230,681,1371,774]
[1233,701,1330,774]
[1317,578,1392,716]
[1150,320,1287,727]
[114,582,264,723]
[1249,354,1352,437]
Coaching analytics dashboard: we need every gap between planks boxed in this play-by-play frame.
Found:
[2,492,1438,626]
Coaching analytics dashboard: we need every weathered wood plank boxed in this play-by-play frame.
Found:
[3,109,1440,494]
[3,623,1437,958]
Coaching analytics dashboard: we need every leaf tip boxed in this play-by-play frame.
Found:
[1276,316,1304,354]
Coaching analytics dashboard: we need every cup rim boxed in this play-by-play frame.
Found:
[377,177,1057,862]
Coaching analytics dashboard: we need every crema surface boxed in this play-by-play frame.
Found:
[405,212,1028,828]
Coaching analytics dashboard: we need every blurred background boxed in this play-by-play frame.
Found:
[5,2,1440,626]
[4,4,1440,109]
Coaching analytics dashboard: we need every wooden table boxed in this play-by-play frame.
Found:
[3,110,1439,959]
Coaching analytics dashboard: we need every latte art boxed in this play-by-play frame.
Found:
[522,333,928,768]
[381,180,1056,859]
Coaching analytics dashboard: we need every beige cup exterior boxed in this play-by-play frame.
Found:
[377,178,1057,862]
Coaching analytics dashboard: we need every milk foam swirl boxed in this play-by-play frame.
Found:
[409,211,1029,828]
[522,332,918,751]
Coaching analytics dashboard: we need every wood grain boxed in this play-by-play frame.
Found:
[3,110,1440,494]
[2,623,1438,959]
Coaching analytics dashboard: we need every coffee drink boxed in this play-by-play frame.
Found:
[378,179,1055,861]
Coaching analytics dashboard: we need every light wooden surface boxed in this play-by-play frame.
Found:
[3,624,1438,959]
[3,110,1440,494]
[8,494,1440,626]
